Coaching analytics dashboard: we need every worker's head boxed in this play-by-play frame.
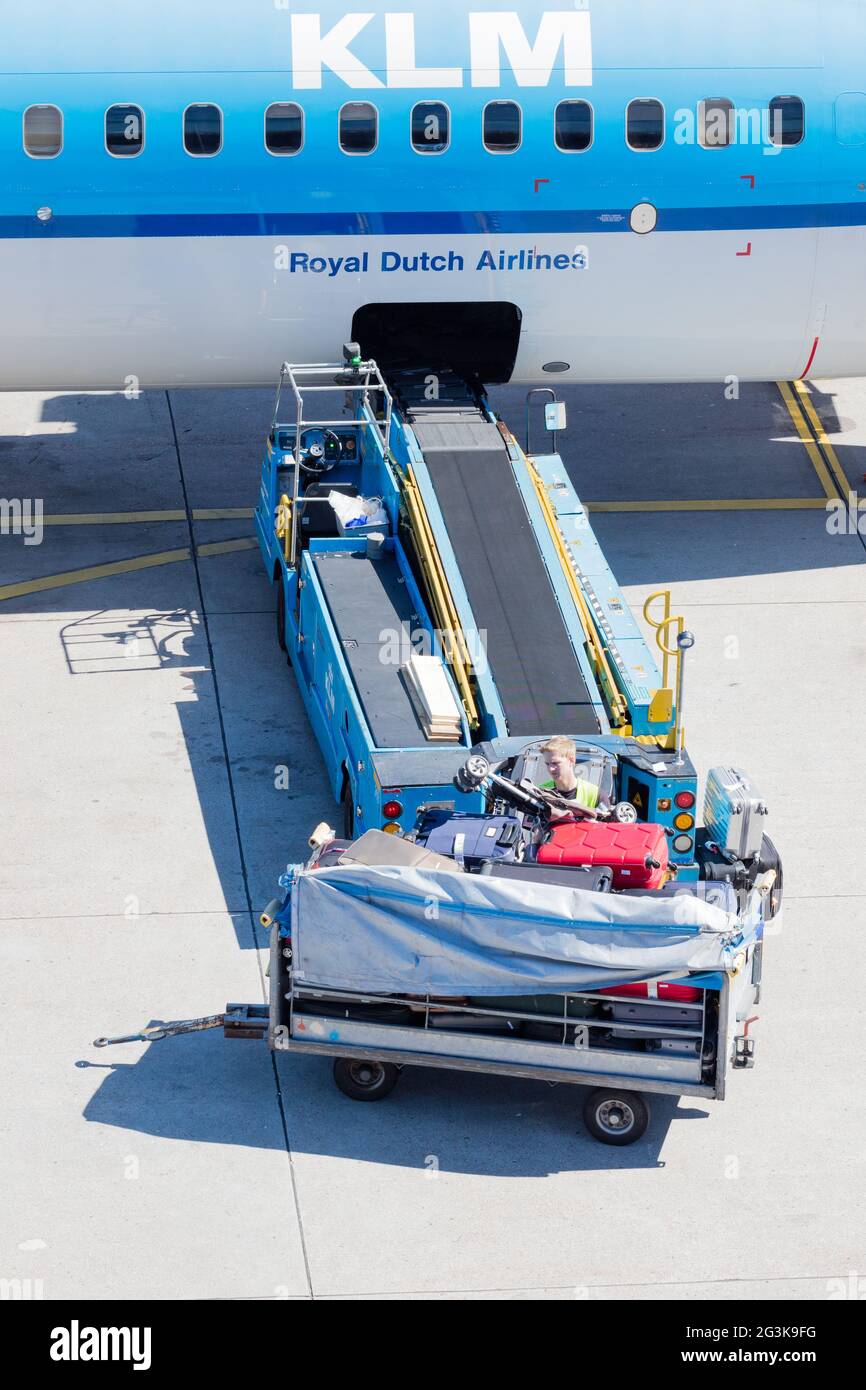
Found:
[541,736,578,783]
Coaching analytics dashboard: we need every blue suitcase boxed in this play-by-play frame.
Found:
[413,811,525,868]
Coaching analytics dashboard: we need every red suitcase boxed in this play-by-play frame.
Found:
[537,820,669,889]
[597,981,703,1003]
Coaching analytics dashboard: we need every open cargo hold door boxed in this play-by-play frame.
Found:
[352,302,521,383]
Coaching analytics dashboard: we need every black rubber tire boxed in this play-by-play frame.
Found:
[275,578,288,654]
[333,1057,399,1102]
[583,1089,650,1146]
[757,835,783,918]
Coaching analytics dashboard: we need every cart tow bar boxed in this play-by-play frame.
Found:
[93,1003,268,1048]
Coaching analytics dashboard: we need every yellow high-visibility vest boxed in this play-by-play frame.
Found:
[541,778,599,811]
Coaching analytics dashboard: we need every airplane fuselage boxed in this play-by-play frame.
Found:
[2,0,865,388]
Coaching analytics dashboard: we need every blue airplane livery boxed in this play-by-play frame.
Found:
[1,0,864,387]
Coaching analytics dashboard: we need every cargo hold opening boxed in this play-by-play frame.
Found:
[351,302,521,384]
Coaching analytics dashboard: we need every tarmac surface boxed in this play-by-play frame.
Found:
[2,377,865,1300]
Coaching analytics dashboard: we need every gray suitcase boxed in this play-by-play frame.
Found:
[703,766,769,862]
[610,1001,703,1039]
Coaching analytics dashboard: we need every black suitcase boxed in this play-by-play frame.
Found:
[479,861,613,893]
[695,828,783,919]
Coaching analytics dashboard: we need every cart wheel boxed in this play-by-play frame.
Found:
[275,579,288,654]
[583,1089,649,1146]
[333,1058,399,1102]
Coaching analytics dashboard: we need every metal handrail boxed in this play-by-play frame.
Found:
[401,463,480,730]
[525,386,558,456]
[270,358,393,567]
[642,590,694,760]
[524,455,630,728]
[643,590,679,690]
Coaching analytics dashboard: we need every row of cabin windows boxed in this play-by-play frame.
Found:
[21,95,806,160]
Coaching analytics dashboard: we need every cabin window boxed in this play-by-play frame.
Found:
[411,101,450,154]
[183,104,222,156]
[699,99,734,148]
[265,102,304,155]
[105,104,144,157]
[626,98,664,151]
[483,100,521,153]
[554,100,593,152]
[770,95,805,146]
[339,102,378,154]
[23,104,63,158]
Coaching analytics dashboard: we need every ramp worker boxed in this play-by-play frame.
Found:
[540,736,600,816]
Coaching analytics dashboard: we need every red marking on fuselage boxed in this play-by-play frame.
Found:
[533,177,550,193]
[736,242,753,257]
[740,174,756,189]
[799,336,820,378]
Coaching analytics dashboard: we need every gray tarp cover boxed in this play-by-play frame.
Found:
[291,864,753,997]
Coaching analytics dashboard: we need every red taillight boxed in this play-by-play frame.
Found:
[383,800,403,819]
[675,791,696,810]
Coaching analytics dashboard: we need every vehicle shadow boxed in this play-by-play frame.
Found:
[80,1025,707,1176]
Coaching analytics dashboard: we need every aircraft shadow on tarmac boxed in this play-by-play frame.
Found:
[486,380,866,587]
[79,1025,710,1175]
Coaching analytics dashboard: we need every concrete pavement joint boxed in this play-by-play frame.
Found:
[165,388,316,1302]
[319,1271,849,1299]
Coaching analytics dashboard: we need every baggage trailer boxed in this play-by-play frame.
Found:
[95,868,767,1149]
[96,806,772,1150]
[262,923,765,1147]
[247,768,772,1145]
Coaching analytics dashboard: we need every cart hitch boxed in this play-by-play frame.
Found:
[733,1016,759,1069]
[93,1003,267,1048]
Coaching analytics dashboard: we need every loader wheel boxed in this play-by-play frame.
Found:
[333,1058,399,1102]
[275,579,287,654]
[583,1089,649,1146]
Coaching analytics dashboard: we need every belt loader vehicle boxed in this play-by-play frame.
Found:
[93,352,781,1147]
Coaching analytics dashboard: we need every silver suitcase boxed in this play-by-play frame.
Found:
[703,766,768,861]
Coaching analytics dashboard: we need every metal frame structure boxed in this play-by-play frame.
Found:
[269,357,393,566]
[267,969,726,1103]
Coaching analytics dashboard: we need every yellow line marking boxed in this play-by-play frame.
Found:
[196,538,258,557]
[0,535,256,602]
[41,510,186,525]
[584,498,829,513]
[792,380,854,498]
[39,507,254,526]
[0,548,190,602]
[193,508,254,520]
[777,380,837,500]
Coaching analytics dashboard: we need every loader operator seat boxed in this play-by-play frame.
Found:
[512,741,616,816]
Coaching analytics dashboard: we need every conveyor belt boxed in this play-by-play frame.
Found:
[396,375,601,737]
[312,550,434,749]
